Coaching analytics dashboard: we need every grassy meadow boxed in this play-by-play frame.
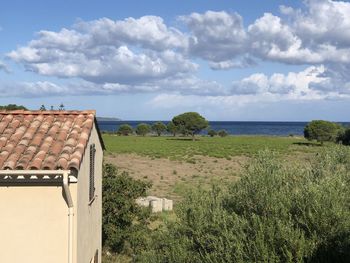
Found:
[103,134,321,161]
[103,134,326,201]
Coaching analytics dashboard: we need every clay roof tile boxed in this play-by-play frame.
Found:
[0,110,101,170]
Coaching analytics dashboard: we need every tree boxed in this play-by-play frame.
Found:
[337,128,350,145]
[207,129,217,137]
[172,112,208,140]
[218,129,228,137]
[136,123,151,136]
[102,163,151,255]
[0,104,27,111]
[117,124,133,136]
[167,121,178,137]
[152,122,167,136]
[304,120,343,144]
[39,105,46,111]
[59,103,65,111]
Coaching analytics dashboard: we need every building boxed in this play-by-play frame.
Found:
[0,110,105,263]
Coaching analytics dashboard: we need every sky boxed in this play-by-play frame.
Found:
[0,0,350,121]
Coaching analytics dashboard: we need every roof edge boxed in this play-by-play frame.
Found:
[0,110,96,115]
[94,117,106,150]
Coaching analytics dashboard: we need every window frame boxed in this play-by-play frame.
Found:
[89,143,96,203]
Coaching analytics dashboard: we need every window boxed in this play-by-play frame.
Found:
[89,144,96,202]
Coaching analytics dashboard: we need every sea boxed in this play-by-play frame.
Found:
[97,121,321,136]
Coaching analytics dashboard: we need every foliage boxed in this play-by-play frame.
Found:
[152,122,167,136]
[136,123,151,136]
[103,135,320,161]
[167,121,178,136]
[337,128,350,145]
[304,120,343,144]
[102,163,152,256]
[117,124,134,136]
[0,104,27,111]
[207,129,217,137]
[172,112,209,139]
[218,129,228,137]
[140,146,350,262]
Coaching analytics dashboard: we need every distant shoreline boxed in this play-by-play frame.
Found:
[96,117,121,121]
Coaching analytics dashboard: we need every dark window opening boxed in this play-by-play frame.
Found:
[89,144,96,202]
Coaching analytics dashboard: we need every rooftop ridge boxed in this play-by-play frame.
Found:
[0,110,96,115]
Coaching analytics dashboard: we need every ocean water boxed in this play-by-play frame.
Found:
[98,121,313,136]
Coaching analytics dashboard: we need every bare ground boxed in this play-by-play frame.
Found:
[105,153,248,202]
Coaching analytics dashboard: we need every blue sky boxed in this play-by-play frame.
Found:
[0,0,350,121]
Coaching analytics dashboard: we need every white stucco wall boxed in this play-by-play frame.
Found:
[0,182,77,263]
[76,123,103,263]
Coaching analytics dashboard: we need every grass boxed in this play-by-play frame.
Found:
[103,134,322,161]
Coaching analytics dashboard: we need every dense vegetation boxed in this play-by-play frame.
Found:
[102,164,152,258]
[117,124,134,136]
[136,123,151,136]
[304,120,343,144]
[140,146,350,262]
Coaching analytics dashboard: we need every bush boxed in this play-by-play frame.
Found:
[337,128,350,145]
[304,120,343,144]
[140,147,350,262]
[207,129,217,137]
[218,129,228,137]
[102,164,152,256]
[152,122,167,136]
[136,123,151,136]
[117,124,133,136]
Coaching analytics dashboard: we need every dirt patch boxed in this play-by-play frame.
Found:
[105,153,248,202]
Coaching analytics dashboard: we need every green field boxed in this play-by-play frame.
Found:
[103,134,321,161]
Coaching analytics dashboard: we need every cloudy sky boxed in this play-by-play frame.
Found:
[1,0,350,121]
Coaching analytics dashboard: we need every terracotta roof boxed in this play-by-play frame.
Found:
[0,110,99,171]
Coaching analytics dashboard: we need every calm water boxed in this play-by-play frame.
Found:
[98,121,313,136]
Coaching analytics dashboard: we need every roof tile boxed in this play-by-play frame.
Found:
[0,110,97,170]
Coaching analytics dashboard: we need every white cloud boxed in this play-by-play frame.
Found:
[6,1,350,102]
[231,66,329,99]
[7,16,195,85]
[180,11,247,62]
[75,16,188,51]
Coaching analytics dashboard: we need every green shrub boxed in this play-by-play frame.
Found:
[152,122,167,136]
[140,146,350,262]
[136,123,151,136]
[304,120,343,144]
[218,129,228,137]
[117,124,133,136]
[207,129,217,137]
[102,163,152,256]
[337,128,350,145]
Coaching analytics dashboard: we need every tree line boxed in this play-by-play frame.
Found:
[116,112,228,139]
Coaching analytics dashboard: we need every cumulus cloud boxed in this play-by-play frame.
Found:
[7,16,196,87]
[231,66,327,99]
[180,11,247,62]
[6,0,350,101]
